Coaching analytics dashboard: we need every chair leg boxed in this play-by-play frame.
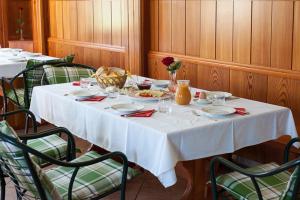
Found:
[0,168,6,200]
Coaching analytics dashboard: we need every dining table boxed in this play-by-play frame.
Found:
[0,48,55,78]
[29,77,298,200]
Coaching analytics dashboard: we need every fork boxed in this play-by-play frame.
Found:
[191,110,218,122]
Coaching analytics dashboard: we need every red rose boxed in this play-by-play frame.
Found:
[161,57,174,66]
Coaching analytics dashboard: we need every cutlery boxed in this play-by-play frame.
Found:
[192,110,218,122]
[121,110,157,118]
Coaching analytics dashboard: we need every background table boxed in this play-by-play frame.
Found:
[0,50,54,78]
[30,83,297,199]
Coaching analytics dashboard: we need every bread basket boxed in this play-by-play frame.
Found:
[92,67,127,89]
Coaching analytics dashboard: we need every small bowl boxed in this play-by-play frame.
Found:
[137,80,152,90]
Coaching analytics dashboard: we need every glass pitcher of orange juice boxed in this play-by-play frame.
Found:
[175,80,191,105]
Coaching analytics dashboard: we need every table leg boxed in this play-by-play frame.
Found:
[177,158,212,200]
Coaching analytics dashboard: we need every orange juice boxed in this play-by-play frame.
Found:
[175,80,191,105]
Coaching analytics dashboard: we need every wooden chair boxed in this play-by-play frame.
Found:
[0,114,138,200]
[210,138,300,200]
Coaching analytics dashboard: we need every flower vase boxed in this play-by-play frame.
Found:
[168,71,177,93]
[19,29,24,41]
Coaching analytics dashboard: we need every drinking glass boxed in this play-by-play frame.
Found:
[210,94,226,106]
[158,98,172,114]
[80,78,91,88]
[105,86,119,99]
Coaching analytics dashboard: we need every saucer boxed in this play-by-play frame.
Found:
[194,99,211,105]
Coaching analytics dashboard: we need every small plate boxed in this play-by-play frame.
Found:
[201,106,236,117]
[8,57,27,62]
[152,80,169,88]
[111,103,144,114]
[128,90,172,102]
[20,52,42,57]
[194,99,211,105]
[207,91,232,98]
[70,90,98,99]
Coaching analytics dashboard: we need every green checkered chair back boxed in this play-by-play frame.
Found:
[0,121,60,199]
[280,166,300,200]
[23,55,75,107]
[43,65,94,84]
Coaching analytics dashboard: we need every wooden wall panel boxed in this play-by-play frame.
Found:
[93,0,103,44]
[216,0,233,61]
[230,70,267,102]
[198,64,229,92]
[251,1,272,66]
[62,0,77,41]
[55,1,63,39]
[267,76,300,131]
[77,0,94,42]
[147,55,169,80]
[7,0,33,40]
[233,0,251,64]
[150,0,158,51]
[48,40,125,69]
[111,0,122,46]
[293,2,300,71]
[47,0,140,72]
[200,0,216,59]
[271,1,294,69]
[158,0,172,52]
[177,62,198,87]
[48,0,57,38]
[185,0,200,57]
[171,0,185,54]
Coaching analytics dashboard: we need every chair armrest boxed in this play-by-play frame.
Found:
[210,156,300,200]
[211,156,300,179]
[284,137,300,163]
[0,109,37,132]
[19,127,76,161]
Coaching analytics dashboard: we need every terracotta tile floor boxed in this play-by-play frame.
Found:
[4,126,186,200]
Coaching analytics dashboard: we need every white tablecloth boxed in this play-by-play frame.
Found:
[30,83,298,187]
[0,51,54,78]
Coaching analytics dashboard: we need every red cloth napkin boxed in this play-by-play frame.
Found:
[195,92,201,98]
[122,109,156,117]
[76,96,106,102]
[72,81,80,86]
[235,108,248,115]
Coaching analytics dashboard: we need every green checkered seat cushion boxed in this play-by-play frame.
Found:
[24,55,74,105]
[6,88,25,107]
[0,121,139,199]
[216,163,293,200]
[27,134,68,166]
[0,120,48,198]
[43,65,94,84]
[44,151,139,200]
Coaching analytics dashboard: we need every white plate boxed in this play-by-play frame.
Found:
[111,103,144,114]
[153,80,169,88]
[8,57,27,62]
[70,90,98,99]
[0,48,22,52]
[201,106,236,117]
[207,91,232,98]
[194,99,211,105]
[128,91,172,102]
